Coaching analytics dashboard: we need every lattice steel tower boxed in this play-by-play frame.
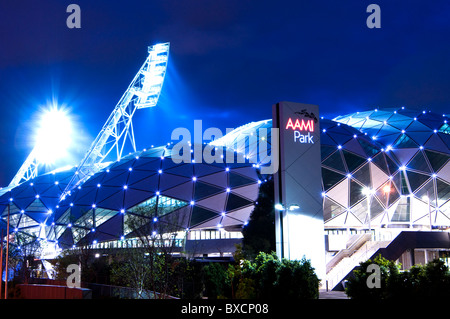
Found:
[60,42,170,200]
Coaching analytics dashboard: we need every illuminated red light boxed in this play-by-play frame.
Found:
[285,118,314,132]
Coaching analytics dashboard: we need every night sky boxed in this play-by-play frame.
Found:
[1,0,450,185]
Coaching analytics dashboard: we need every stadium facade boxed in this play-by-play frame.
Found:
[1,106,450,289]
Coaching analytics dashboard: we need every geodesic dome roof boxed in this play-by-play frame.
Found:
[333,108,450,227]
[334,107,450,158]
[0,167,75,241]
[53,145,260,248]
[212,109,450,228]
[3,107,450,248]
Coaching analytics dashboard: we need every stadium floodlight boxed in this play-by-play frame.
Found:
[34,107,73,164]
[60,42,170,201]
[6,106,73,189]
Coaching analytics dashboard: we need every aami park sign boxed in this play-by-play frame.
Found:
[272,101,326,281]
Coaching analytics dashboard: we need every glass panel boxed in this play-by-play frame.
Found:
[1,203,21,216]
[439,123,450,135]
[4,213,20,228]
[226,193,253,212]
[55,225,66,239]
[393,134,418,149]
[323,197,346,221]
[371,154,389,175]
[376,181,395,208]
[228,173,255,188]
[190,206,218,227]
[57,208,72,224]
[74,209,94,229]
[358,138,380,157]
[323,151,346,173]
[385,155,400,175]
[415,180,437,207]
[350,180,365,207]
[406,171,430,192]
[400,171,411,194]
[425,150,449,172]
[370,197,384,220]
[128,196,157,216]
[26,199,47,212]
[391,197,410,222]
[437,180,450,207]
[351,199,368,224]
[322,168,345,191]
[343,150,366,172]
[157,196,187,216]
[72,227,89,243]
[353,163,371,187]
[194,182,223,199]
[95,208,118,227]
[321,146,337,161]
[18,215,39,228]
[388,185,400,206]
[408,151,431,173]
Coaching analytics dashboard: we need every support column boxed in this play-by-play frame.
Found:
[273,101,326,281]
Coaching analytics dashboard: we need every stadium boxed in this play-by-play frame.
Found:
[1,43,450,290]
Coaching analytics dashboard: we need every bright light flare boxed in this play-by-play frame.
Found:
[34,107,73,164]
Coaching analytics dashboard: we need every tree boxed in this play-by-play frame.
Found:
[8,232,44,283]
[111,202,188,298]
[242,177,275,259]
[345,255,450,299]
[243,252,320,299]
[203,262,230,299]
[207,249,320,299]
[345,254,400,299]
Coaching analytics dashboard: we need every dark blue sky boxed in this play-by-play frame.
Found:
[0,0,450,185]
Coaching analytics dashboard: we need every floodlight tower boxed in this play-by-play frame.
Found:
[60,42,170,200]
[8,148,40,188]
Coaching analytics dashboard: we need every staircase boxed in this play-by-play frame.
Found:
[325,234,392,291]
[325,230,450,291]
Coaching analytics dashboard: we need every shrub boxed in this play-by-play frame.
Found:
[346,255,450,299]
